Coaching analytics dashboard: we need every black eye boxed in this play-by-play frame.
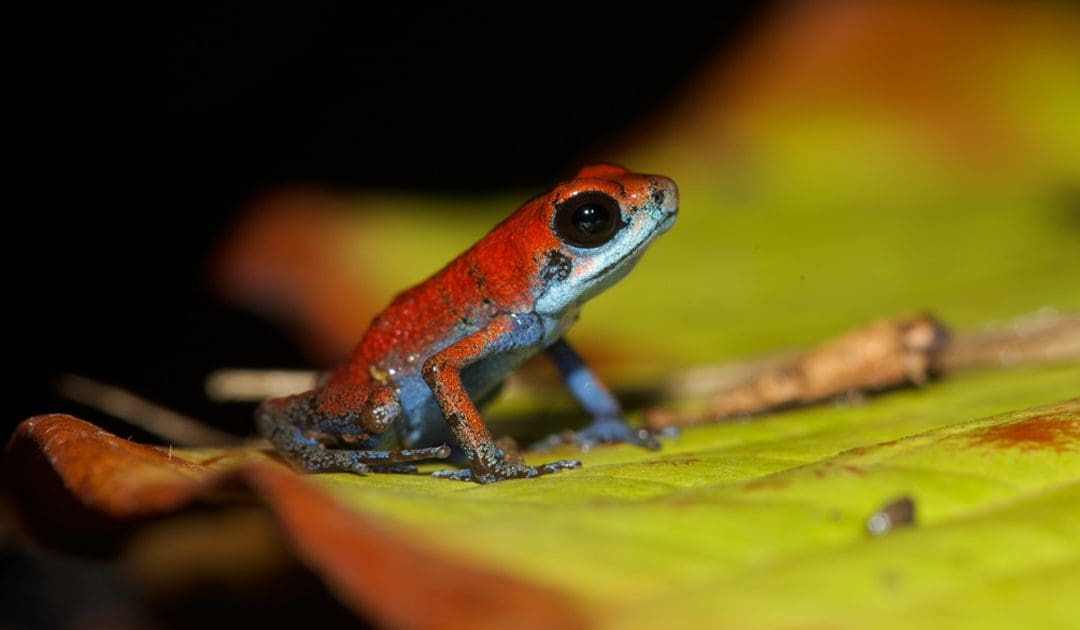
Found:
[554,192,621,247]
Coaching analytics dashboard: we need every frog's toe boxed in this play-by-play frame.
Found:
[479,459,580,483]
[535,459,582,475]
[474,459,580,483]
[433,459,581,484]
[432,468,474,482]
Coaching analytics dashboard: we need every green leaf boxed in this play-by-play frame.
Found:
[308,365,1079,627]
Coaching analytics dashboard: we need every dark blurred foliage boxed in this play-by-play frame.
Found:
[0,530,367,630]
[9,4,770,440]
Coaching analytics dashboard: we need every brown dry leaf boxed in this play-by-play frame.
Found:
[3,414,585,630]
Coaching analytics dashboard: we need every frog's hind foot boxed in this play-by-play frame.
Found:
[530,417,661,452]
[256,387,450,474]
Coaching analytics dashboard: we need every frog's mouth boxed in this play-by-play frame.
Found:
[583,211,676,284]
[655,209,678,235]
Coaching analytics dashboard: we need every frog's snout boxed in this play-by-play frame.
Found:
[648,176,679,219]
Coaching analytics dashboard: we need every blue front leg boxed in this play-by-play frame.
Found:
[534,338,659,451]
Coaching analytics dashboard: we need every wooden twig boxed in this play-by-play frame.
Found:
[934,309,1080,372]
[55,374,243,447]
[199,310,1080,432]
[204,368,317,403]
[646,309,1080,429]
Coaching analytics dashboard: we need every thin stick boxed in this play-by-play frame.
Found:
[647,309,1080,429]
[55,374,243,447]
[204,369,317,403]
[934,309,1080,372]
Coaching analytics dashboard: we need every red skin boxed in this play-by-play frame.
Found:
[332,188,564,385]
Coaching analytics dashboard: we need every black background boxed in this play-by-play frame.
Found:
[10,4,770,441]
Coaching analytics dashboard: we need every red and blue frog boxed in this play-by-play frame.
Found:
[257,164,678,483]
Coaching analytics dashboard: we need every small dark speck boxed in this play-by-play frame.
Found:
[541,250,572,282]
[867,496,916,536]
[879,569,904,591]
[1054,184,1080,228]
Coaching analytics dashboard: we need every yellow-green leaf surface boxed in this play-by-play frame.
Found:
[306,365,1078,628]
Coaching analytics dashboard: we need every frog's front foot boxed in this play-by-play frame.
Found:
[432,459,581,484]
[531,417,661,452]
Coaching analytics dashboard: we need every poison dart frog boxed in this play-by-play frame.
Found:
[257,164,678,483]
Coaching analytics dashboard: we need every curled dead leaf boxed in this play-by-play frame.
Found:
[3,414,586,630]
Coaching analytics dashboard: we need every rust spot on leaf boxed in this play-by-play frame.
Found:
[641,457,701,467]
[744,477,790,491]
[966,415,1079,452]
[844,465,866,477]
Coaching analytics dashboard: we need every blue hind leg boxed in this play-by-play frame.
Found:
[532,339,660,451]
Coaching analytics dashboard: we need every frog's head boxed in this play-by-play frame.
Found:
[531,164,678,316]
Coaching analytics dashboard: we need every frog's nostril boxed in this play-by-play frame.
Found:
[650,187,667,207]
[648,178,673,203]
[649,177,679,214]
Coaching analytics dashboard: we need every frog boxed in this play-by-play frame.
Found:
[256,164,678,483]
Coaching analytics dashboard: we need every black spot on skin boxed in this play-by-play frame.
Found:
[446,412,465,431]
[541,250,572,282]
[651,187,666,206]
[468,260,487,290]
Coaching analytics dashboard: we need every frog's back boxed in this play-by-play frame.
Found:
[325,181,600,386]
[328,249,502,385]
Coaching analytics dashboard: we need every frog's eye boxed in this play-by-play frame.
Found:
[554,192,621,248]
